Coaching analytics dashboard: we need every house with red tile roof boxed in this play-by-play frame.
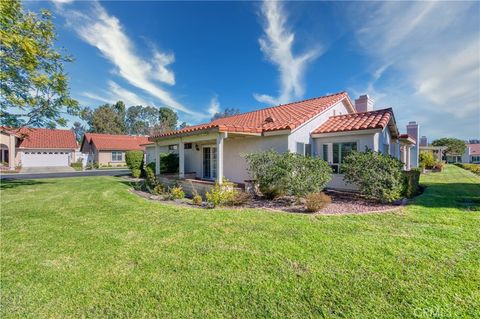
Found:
[466,144,480,163]
[0,127,78,169]
[80,133,149,166]
[146,92,418,191]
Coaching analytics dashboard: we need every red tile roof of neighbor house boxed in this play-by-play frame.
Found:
[313,108,394,134]
[1,127,78,149]
[84,133,149,151]
[469,144,480,155]
[149,92,351,140]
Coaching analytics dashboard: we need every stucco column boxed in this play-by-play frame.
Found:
[406,146,411,170]
[9,135,15,170]
[178,141,185,179]
[155,144,160,175]
[216,132,226,184]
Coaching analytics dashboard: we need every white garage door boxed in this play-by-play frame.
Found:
[22,151,70,167]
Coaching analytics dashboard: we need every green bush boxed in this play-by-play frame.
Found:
[169,185,185,199]
[419,151,436,169]
[131,168,141,178]
[402,168,421,198]
[225,191,251,206]
[305,192,332,212]
[456,163,480,175]
[342,151,404,203]
[152,184,164,195]
[70,161,83,171]
[192,194,203,205]
[244,150,332,198]
[160,153,179,173]
[125,151,144,172]
[144,162,157,187]
[205,180,237,207]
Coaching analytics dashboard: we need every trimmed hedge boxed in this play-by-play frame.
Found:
[125,151,144,169]
[160,153,179,174]
[402,168,421,198]
[455,163,480,175]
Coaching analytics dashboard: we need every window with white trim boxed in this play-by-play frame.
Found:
[112,151,123,162]
[296,142,311,156]
[322,144,329,162]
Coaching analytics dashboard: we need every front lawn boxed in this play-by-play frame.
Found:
[1,165,479,318]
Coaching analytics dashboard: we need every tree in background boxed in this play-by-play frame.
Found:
[82,101,127,134]
[211,108,240,121]
[126,105,159,135]
[150,107,178,134]
[0,0,79,128]
[432,138,467,157]
[72,121,85,142]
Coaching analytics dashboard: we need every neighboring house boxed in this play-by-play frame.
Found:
[80,133,149,166]
[463,144,480,163]
[0,127,78,169]
[145,92,419,191]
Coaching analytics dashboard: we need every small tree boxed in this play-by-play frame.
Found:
[431,138,467,157]
[244,150,332,198]
[419,151,436,169]
[125,150,144,177]
[342,151,404,203]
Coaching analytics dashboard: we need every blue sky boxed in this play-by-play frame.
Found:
[29,1,479,140]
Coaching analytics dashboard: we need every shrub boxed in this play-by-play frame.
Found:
[144,162,157,187]
[160,153,179,173]
[225,191,251,206]
[70,161,83,171]
[93,163,99,169]
[433,162,444,172]
[125,151,144,176]
[456,163,480,175]
[419,151,436,169]
[205,180,237,207]
[342,151,404,203]
[131,168,141,178]
[153,184,164,195]
[169,185,185,199]
[192,194,203,205]
[402,168,421,198]
[244,150,332,198]
[305,192,332,212]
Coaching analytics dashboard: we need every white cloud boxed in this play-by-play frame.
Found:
[350,1,480,139]
[60,2,203,117]
[82,81,153,107]
[208,96,220,118]
[254,1,321,105]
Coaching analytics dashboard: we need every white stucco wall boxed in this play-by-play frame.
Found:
[377,128,393,155]
[288,100,352,155]
[223,134,289,183]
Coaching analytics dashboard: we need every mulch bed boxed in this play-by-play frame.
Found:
[129,186,403,215]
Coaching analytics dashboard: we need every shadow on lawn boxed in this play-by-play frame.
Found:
[0,179,52,190]
[413,182,480,210]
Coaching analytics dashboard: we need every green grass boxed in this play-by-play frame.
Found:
[1,165,479,318]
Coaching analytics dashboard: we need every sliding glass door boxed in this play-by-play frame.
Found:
[202,146,217,180]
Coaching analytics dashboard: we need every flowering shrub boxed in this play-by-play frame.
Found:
[192,194,203,205]
[205,180,236,207]
[169,185,185,199]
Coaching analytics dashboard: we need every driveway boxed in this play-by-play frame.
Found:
[0,169,131,180]
[21,166,75,174]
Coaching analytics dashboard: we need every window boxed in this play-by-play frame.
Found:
[323,144,329,161]
[296,142,311,156]
[112,151,123,162]
[332,142,357,173]
[168,144,178,151]
[184,143,192,150]
[472,156,480,163]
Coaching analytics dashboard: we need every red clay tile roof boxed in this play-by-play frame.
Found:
[399,134,410,139]
[469,144,480,155]
[312,108,394,135]
[149,92,350,140]
[1,127,78,149]
[84,133,149,151]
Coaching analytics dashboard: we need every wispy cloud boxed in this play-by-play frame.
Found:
[254,1,321,105]
[82,81,152,107]
[207,96,220,118]
[58,1,203,117]
[350,1,480,138]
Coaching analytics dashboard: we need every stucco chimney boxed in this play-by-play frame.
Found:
[420,136,428,147]
[354,95,374,113]
[407,121,420,168]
